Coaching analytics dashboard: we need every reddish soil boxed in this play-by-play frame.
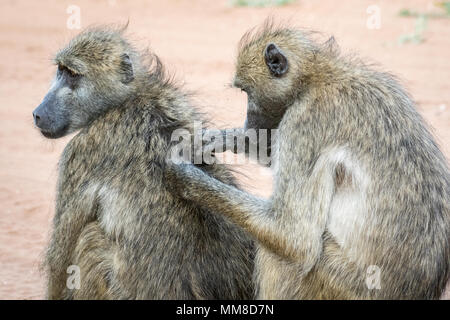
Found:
[0,0,448,299]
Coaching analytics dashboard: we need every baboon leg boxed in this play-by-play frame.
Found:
[298,234,368,299]
[68,222,115,299]
[46,192,98,299]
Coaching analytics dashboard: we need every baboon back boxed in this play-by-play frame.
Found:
[56,101,254,299]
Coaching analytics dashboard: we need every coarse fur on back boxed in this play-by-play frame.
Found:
[38,26,255,299]
[167,20,450,299]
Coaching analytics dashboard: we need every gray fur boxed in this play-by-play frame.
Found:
[36,26,255,300]
[167,22,450,299]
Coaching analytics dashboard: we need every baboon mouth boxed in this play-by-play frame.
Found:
[41,131,56,139]
[40,126,68,139]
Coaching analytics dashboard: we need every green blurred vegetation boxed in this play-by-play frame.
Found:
[230,0,297,7]
[398,1,450,44]
[399,1,450,18]
[398,14,427,44]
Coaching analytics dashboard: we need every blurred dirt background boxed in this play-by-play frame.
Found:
[0,0,448,299]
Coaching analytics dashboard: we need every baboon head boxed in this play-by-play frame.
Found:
[33,27,138,138]
[233,23,318,131]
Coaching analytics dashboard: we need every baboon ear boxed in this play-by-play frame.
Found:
[120,53,134,84]
[264,43,288,77]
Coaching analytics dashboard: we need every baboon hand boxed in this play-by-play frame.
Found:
[201,128,229,155]
[190,129,226,163]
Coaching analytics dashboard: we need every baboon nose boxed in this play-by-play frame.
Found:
[33,110,42,127]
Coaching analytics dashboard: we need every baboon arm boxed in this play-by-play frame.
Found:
[240,98,338,273]
[46,189,98,299]
[274,162,336,273]
[168,163,301,262]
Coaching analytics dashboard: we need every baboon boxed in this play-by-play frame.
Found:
[33,26,254,299]
[167,23,450,299]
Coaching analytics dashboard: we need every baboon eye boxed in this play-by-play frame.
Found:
[58,65,79,79]
[58,64,81,89]
[67,69,77,78]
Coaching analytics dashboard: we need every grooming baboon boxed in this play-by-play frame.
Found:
[33,26,254,299]
[167,23,450,299]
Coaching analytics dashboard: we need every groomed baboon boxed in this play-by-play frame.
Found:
[33,26,254,299]
[167,22,450,299]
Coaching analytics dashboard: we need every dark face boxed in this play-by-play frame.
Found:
[244,95,283,131]
[32,65,82,138]
[33,54,134,139]
[238,43,289,131]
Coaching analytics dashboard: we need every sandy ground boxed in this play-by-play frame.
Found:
[0,0,448,300]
